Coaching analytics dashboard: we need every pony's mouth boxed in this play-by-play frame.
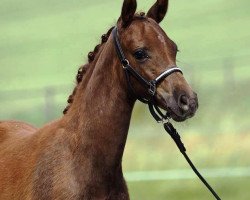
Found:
[156,92,197,122]
[166,107,192,122]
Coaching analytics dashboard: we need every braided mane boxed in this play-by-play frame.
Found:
[63,12,146,114]
[63,26,115,114]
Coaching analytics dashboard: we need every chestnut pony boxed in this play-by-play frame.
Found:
[0,0,198,199]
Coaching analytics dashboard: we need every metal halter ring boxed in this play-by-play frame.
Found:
[122,59,129,68]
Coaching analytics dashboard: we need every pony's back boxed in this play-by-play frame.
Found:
[0,121,37,144]
[0,121,37,199]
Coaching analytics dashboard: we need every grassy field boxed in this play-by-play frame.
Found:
[128,177,250,200]
[123,132,250,200]
[0,0,250,199]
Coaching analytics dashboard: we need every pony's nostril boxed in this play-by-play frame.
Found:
[178,95,190,111]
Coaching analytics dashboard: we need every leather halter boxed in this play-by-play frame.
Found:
[112,27,182,122]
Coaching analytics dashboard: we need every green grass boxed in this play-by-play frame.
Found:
[128,177,250,200]
[0,0,250,199]
[123,133,250,171]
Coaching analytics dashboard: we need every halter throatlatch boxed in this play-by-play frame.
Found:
[112,26,221,200]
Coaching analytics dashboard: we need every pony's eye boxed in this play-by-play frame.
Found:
[133,49,149,61]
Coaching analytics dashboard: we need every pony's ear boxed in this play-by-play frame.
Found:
[147,0,169,23]
[121,0,137,27]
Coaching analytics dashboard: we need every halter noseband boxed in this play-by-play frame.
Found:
[112,27,182,122]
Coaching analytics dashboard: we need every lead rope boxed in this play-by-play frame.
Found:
[148,101,221,199]
[162,121,221,200]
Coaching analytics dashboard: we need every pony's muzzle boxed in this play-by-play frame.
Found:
[177,92,198,116]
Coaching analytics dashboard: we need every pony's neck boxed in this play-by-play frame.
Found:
[64,36,135,170]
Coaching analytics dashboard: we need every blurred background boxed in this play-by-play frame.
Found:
[0,0,249,199]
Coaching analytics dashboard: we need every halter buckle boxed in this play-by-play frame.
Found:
[148,82,156,96]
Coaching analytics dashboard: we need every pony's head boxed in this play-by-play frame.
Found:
[116,0,198,122]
